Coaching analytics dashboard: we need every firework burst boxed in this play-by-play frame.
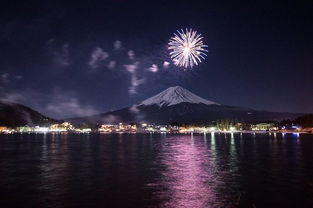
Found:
[168,28,208,68]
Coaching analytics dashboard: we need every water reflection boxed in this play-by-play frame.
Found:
[0,133,312,208]
[156,135,220,208]
[230,133,235,144]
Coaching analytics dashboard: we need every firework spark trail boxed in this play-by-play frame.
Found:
[168,28,208,68]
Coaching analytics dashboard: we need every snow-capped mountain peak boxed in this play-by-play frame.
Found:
[140,86,219,107]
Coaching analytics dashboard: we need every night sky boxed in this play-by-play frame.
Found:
[0,0,312,119]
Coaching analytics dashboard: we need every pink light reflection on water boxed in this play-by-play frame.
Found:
[154,136,223,208]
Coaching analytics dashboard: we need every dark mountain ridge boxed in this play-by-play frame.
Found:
[0,100,57,127]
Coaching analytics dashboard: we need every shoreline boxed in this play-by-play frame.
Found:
[1,131,312,135]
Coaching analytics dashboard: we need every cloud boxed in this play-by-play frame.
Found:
[99,114,120,124]
[46,38,54,46]
[129,105,146,122]
[128,50,135,60]
[51,43,70,66]
[1,73,9,83]
[124,63,138,73]
[107,60,116,69]
[46,98,98,118]
[129,76,145,94]
[163,61,170,69]
[114,40,122,50]
[129,105,140,114]
[45,90,99,118]
[0,73,23,84]
[0,91,26,103]
[124,62,145,95]
[88,47,109,69]
[59,43,70,66]
[15,75,23,80]
[148,64,158,72]
[46,39,70,66]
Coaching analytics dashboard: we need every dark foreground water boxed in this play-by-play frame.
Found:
[0,133,313,208]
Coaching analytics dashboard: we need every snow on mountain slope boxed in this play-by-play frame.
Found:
[140,86,219,107]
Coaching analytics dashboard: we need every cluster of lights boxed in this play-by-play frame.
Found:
[0,122,308,135]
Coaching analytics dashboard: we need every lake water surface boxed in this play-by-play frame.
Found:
[0,133,313,207]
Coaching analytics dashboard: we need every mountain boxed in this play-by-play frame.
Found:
[69,86,303,125]
[0,100,56,127]
[141,86,218,106]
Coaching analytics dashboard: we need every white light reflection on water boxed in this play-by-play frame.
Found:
[230,133,235,145]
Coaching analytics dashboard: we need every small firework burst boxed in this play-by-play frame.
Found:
[168,28,208,68]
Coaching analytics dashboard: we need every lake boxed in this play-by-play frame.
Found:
[0,133,312,207]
